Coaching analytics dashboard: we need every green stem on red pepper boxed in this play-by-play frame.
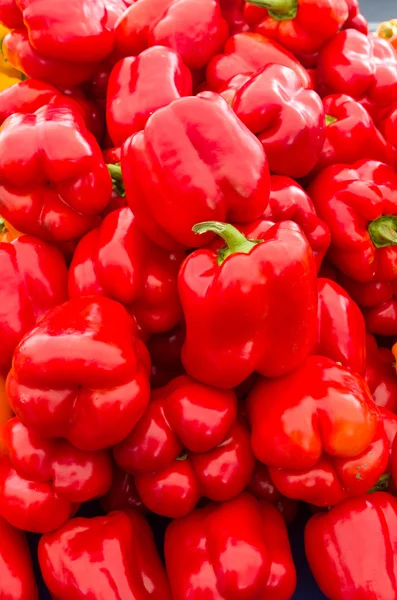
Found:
[325,115,338,126]
[368,215,397,248]
[367,473,391,494]
[192,221,263,265]
[107,163,125,198]
[0,218,6,234]
[244,0,298,20]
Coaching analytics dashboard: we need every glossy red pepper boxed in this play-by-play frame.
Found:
[0,0,24,28]
[341,0,368,34]
[379,103,397,148]
[6,297,151,451]
[104,0,131,27]
[147,324,185,388]
[101,463,146,513]
[247,461,299,524]
[68,207,184,334]
[365,334,397,412]
[0,102,112,242]
[0,515,38,600]
[206,32,311,92]
[305,492,397,600]
[218,0,249,33]
[316,278,366,375]
[121,92,270,251]
[309,160,397,284]
[0,236,68,376]
[115,0,228,71]
[247,356,389,506]
[106,46,192,147]
[39,510,172,600]
[230,63,324,177]
[165,493,297,600]
[0,417,112,532]
[114,375,255,517]
[244,0,348,54]
[180,220,317,388]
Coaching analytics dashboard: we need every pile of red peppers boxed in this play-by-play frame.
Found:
[1,0,397,599]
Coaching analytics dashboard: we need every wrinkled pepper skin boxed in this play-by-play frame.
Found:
[0,236,68,376]
[6,297,150,451]
[309,160,397,284]
[39,510,172,600]
[101,463,146,513]
[305,493,397,600]
[106,46,192,147]
[316,278,366,375]
[180,220,317,388]
[231,63,325,178]
[366,334,397,412]
[0,102,112,242]
[247,356,389,506]
[122,92,270,251]
[68,207,184,334]
[0,515,38,600]
[0,417,112,532]
[115,0,228,71]
[244,0,348,54]
[114,375,255,517]
[247,462,299,524]
[206,32,311,92]
[165,493,297,600]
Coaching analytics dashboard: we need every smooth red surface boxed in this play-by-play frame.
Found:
[0,0,24,28]
[366,334,397,412]
[0,515,38,600]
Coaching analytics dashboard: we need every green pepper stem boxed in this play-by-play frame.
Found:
[367,473,391,494]
[244,0,297,20]
[107,163,125,198]
[0,218,5,234]
[325,115,338,126]
[192,221,262,265]
[368,215,397,248]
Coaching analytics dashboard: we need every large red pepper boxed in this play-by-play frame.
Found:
[0,0,23,28]
[0,515,38,600]
[247,461,299,524]
[39,510,172,600]
[121,92,270,250]
[229,63,324,178]
[309,160,397,284]
[305,492,397,600]
[106,46,192,147]
[165,493,297,599]
[0,417,112,532]
[366,334,397,412]
[114,375,255,517]
[243,0,348,54]
[218,0,249,33]
[316,278,366,376]
[6,297,151,451]
[115,0,228,71]
[68,207,184,334]
[180,220,317,388]
[0,102,112,242]
[206,32,311,92]
[247,356,389,506]
[0,236,68,376]
[341,0,368,34]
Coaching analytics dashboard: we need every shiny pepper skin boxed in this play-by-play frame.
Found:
[68,207,184,334]
[366,334,397,412]
[0,515,38,600]
[165,493,297,600]
[114,375,255,517]
[247,356,389,506]
[6,297,151,451]
[0,0,24,28]
[0,417,112,533]
[0,102,112,242]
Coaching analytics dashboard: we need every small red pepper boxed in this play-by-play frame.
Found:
[0,417,112,533]
[180,220,317,388]
[165,493,297,600]
[247,356,389,506]
[39,510,172,600]
[0,515,38,600]
[101,463,146,514]
[114,375,255,517]
[366,334,397,412]
[106,46,192,147]
[247,461,299,524]
[341,0,368,34]
[6,297,151,451]
[305,492,397,600]
[243,0,348,54]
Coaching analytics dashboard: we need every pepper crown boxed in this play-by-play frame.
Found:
[368,215,397,248]
[192,221,263,265]
[244,0,298,21]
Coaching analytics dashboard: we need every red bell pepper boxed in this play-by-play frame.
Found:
[341,0,368,34]
[379,103,397,148]
[366,334,397,412]
[247,461,299,524]
[0,516,38,600]
[0,102,112,242]
[147,324,185,388]
[309,160,397,284]
[39,510,172,600]
[101,463,146,513]
[243,0,348,54]
[247,356,389,506]
[218,0,249,34]
[180,220,317,388]
[0,236,68,376]
[115,0,228,71]
[114,375,255,517]
[206,32,311,92]
[6,296,151,451]
[316,278,366,376]
[0,0,24,28]
[305,492,397,600]
[121,92,270,250]
[104,0,131,28]
[106,46,192,147]
[230,63,324,178]
[68,207,184,334]
[0,417,112,533]
[165,493,297,599]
